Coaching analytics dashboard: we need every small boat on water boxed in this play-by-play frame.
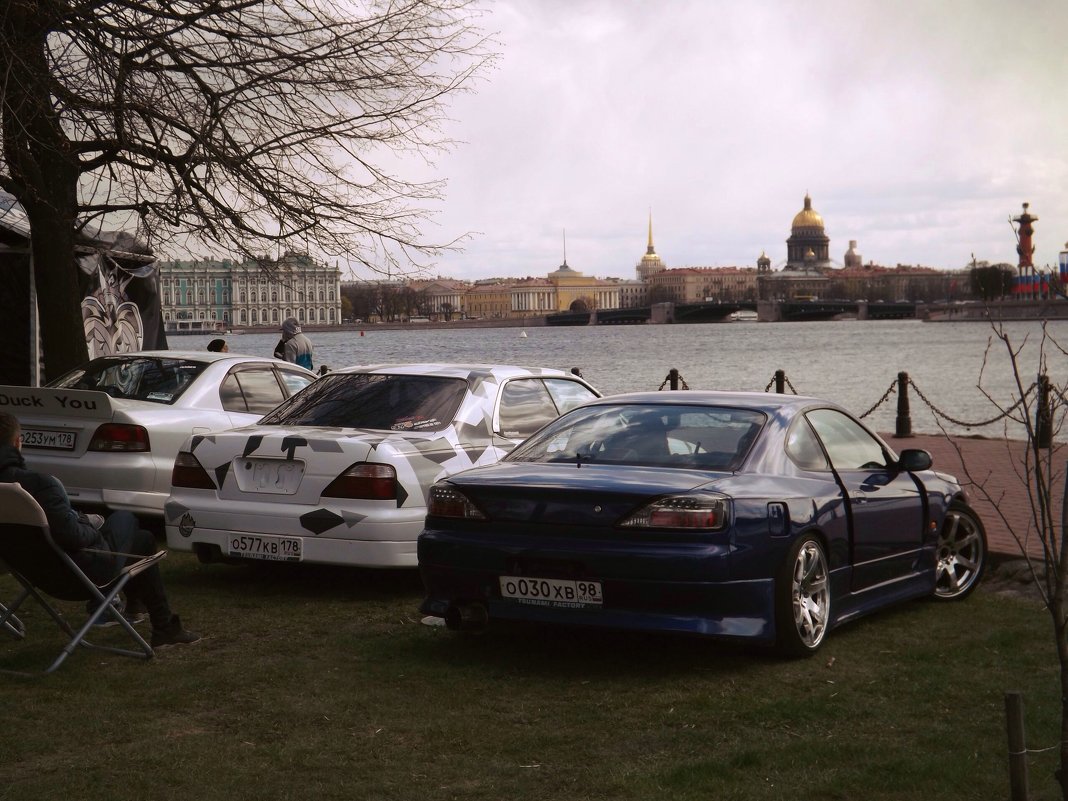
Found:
[519,331,528,338]
[729,310,759,322]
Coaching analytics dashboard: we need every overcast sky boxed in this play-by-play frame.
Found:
[386,0,1068,283]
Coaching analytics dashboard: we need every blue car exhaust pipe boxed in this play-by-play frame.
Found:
[444,602,489,632]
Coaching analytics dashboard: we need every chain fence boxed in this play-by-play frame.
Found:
[763,372,800,395]
[856,381,897,420]
[906,377,1036,428]
[657,367,1045,432]
[657,369,690,391]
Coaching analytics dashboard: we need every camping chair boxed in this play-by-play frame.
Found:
[0,482,166,676]
[0,568,25,640]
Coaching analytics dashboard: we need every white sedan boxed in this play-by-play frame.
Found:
[164,363,601,568]
[2,351,317,522]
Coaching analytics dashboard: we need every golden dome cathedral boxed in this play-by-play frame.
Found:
[785,193,831,270]
[791,193,825,231]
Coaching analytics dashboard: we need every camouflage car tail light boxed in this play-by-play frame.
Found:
[321,463,397,500]
[171,451,216,490]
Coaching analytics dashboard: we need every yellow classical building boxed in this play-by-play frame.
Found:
[464,280,513,319]
[508,259,622,316]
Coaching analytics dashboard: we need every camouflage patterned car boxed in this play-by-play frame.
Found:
[164,363,600,568]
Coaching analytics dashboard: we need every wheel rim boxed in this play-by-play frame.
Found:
[935,508,984,598]
[792,541,829,649]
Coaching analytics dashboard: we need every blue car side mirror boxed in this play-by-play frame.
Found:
[898,449,933,472]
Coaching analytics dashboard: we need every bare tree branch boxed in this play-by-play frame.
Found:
[948,320,1068,796]
[1,0,495,375]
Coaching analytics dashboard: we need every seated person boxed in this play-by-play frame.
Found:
[0,412,200,649]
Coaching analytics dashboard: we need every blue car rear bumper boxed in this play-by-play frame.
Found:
[418,530,778,643]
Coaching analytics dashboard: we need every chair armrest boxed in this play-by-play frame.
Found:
[122,550,167,579]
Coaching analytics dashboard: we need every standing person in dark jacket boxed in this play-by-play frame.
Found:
[280,317,314,370]
[0,413,200,649]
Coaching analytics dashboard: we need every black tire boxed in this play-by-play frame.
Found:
[932,501,986,600]
[775,536,831,656]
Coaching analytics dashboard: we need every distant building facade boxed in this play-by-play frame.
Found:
[785,193,831,270]
[337,194,989,321]
[758,193,833,299]
[415,279,467,319]
[647,266,757,303]
[844,240,862,268]
[159,252,341,332]
[635,214,666,282]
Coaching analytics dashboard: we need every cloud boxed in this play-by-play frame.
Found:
[381,0,1068,282]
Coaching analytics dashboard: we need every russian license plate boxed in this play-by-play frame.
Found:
[228,534,303,562]
[499,576,603,608]
[234,458,305,494]
[21,428,76,450]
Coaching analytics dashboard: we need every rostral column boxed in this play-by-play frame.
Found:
[1013,202,1038,298]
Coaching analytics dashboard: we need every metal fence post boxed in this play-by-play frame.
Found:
[668,368,679,391]
[775,370,785,394]
[895,371,912,438]
[1036,373,1052,448]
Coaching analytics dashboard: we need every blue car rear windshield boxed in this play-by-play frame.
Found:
[48,357,206,405]
[258,373,467,432]
[507,403,766,471]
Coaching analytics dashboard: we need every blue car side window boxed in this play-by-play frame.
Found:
[786,418,830,471]
[805,409,887,470]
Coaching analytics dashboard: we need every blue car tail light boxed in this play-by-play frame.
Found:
[428,484,485,519]
[618,494,730,531]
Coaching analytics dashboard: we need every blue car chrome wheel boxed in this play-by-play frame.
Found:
[777,537,830,656]
[934,501,987,600]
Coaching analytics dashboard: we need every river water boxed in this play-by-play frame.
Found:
[176,319,1068,439]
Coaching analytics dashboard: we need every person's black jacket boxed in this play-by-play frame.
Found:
[0,444,107,556]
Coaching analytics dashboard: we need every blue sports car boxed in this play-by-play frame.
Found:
[417,391,987,655]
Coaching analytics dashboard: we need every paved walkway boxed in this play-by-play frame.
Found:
[879,432,1061,559]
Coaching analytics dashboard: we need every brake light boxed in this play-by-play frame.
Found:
[427,484,485,519]
[171,451,216,490]
[321,463,397,500]
[619,494,729,530]
[88,423,150,452]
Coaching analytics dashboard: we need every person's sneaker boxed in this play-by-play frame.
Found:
[151,615,201,649]
[87,598,146,628]
[123,597,148,625]
[125,597,148,616]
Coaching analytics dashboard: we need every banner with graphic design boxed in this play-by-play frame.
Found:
[75,230,168,359]
[0,195,167,384]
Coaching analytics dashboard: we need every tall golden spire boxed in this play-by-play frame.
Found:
[647,210,656,256]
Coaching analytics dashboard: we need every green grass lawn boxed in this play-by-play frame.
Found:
[0,553,1060,801]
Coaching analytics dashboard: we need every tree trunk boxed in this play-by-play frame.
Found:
[27,211,87,380]
[2,1,88,380]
